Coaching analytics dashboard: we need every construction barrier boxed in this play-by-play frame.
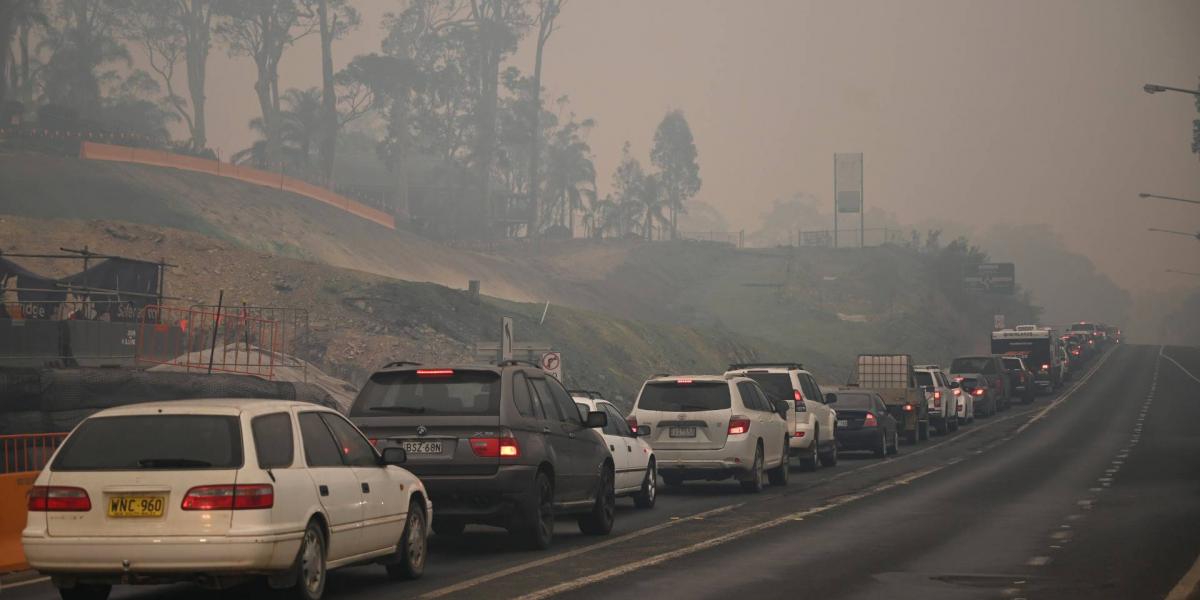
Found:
[0,433,68,572]
[78,141,396,230]
[136,304,286,380]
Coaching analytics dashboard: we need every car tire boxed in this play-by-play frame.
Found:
[517,471,555,550]
[288,520,327,600]
[386,500,427,581]
[432,517,466,537]
[740,445,765,493]
[800,429,819,472]
[633,460,657,508]
[889,430,900,455]
[767,439,789,486]
[919,421,930,441]
[874,430,887,457]
[57,585,112,600]
[818,433,839,467]
[579,465,616,535]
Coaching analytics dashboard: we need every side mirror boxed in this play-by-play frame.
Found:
[635,425,652,437]
[824,392,838,404]
[381,447,407,466]
[585,410,608,429]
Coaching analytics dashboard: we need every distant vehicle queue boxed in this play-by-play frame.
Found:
[22,322,1117,600]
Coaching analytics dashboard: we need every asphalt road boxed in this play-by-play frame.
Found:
[6,344,1199,600]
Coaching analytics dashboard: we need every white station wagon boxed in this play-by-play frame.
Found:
[22,399,431,600]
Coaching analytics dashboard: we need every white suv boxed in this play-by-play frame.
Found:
[724,363,838,470]
[571,391,657,508]
[629,375,790,493]
[914,365,960,434]
[23,399,431,600]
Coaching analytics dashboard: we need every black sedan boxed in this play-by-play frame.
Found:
[828,390,899,457]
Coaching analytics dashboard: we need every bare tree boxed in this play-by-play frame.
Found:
[216,0,315,168]
[308,0,358,183]
[526,0,563,236]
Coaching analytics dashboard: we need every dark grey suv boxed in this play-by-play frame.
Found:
[350,361,613,550]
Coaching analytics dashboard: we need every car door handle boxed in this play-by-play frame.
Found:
[610,444,616,451]
[319,485,329,497]
[361,482,370,494]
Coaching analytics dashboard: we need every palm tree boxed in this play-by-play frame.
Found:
[541,121,596,237]
[636,173,668,240]
[238,87,323,174]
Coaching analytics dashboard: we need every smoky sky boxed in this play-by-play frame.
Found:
[196,0,1200,296]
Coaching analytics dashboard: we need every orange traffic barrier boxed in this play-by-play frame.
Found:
[0,433,68,573]
[79,141,396,230]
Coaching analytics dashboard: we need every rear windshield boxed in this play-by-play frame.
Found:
[351,370,501,416]
[832,393,873,410]
[743,373,793,401]
[1069,324,1095,332]
[951,357,995,374]
[960,378,981,389]
[53,415,242,471]
[637,382,731,412]
[914,372,934,387]
[1002,358,1023,370]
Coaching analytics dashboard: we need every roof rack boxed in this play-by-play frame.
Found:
[568,389,604,399]
[382,360,423,369]
[651,373,672,379]
[496,359,540,368]
[727,362,804,371]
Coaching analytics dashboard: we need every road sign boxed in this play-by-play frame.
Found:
[963,263,1016,294]
[540,351,562,381]
[994,314,1005,330]
[501,316,513,360]
[834,153,863,213]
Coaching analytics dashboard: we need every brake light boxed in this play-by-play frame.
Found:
[182,484,274,510]
[416,369,454,377]
[903,403,914,412]
[469,435,521,458]
[676,379,693,385]
[728,417,751,436]
[953,388,962,396]
[863,413,878,427]
[794,389,803,401]
[973,388,985,396]
[794,431,806,437]
[1041,364,1050,371]
[28,486,91,512]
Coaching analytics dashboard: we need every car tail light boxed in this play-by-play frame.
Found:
[676,379,693,385]
[953,388,962,396]
[973,388,985,396]
[728,417,751,436]
[416,369,455,377]
[794,431,806,437]
[863,413,878,427]
[469,434,520,458]
[28,486,91,512]
[182,484,274,510]
[1041,364,1050,371]
[903,403,914,412]
[794,389,803,401]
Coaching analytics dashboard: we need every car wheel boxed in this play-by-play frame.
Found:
[432,517,466,537]
[767,439,789,486]
[819,432,839,467]
[517,471,555,550]
[57,585,112,600]
[873,430,887,457]
[289,520,326,600]
[800,430,819,472]
[633,460,657,508]
[740,445,765,493]
[919,421,930,441]
[889,430,901,455]
[386,500,427,580]
[579,465,615,535]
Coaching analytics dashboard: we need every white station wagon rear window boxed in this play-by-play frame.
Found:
[52,415,243,471]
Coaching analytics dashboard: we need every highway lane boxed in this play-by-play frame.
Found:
[11,345,1187,600]
[540,344,1200,600]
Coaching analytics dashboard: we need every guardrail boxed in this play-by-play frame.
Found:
[0,433,68,573]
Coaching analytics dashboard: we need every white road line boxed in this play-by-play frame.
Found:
[1026,556,1052,566]
[512,466,948,600]
[0,576,51,589]
[1159,347,1200,385]
[1015,348,1115,435]
[416,503,742,600]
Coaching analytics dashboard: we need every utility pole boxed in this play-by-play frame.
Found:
[1139,192,1200,206]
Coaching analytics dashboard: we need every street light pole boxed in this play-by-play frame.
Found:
[1139,192,1200,206]
[1143,83,1200,97]
[1148,227,1200,240]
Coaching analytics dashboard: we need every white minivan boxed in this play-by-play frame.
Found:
[628,375,790,493]
[23,399,431,600]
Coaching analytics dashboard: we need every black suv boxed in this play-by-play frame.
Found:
[350,361,612,549]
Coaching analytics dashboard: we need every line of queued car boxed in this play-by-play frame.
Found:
[21,322,1117,600]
